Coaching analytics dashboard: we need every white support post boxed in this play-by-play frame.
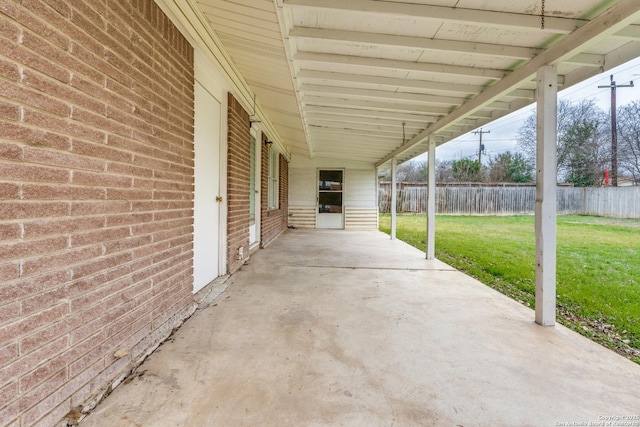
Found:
[535,65,558,326]
[391,157,397,240]
[426,138,436,260]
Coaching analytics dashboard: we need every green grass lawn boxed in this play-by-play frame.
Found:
[379,214,640,362]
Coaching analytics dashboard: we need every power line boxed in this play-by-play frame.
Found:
[472,128,490,164]
[598,74,634,186]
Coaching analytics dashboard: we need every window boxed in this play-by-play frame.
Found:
[268,147,279,210]
[318,170,343,213]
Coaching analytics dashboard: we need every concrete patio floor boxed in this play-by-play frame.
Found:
[81,229,640,427]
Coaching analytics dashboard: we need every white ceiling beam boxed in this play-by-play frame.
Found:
[282,0,583,34]
[310,138,397,148]
[309,126,410,138]
[303,96,452,115]
[301,84,467,106]
[298,70,485,95]
[306,114,427,129]
[289,27,540,60]
[375,0,640,167]
[305,105,438,122]
[307,122,423,136]
[565,53,605,67]
[505,89,536,100]
[293,51,508,80]
[613,25,640,40]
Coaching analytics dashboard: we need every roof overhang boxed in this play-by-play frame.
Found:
[168,0,640,166]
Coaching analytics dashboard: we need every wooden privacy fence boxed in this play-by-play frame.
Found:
[378,183,640,219]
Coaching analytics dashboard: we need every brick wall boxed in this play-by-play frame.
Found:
[261,133,289,246]
[226,93,250,274]
[0,2,195,426]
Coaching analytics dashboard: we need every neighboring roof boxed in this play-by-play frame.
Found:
[196,0,640,165]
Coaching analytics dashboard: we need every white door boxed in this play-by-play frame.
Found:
[193,81,221,292]
[317,169,344,229]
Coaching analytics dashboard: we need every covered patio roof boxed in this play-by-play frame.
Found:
[187,0,640,165]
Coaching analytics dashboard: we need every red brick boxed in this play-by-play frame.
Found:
[72,170,131,187]
[0,263,20,282]
[0,381,18,408]
[20,283,69,316]
[70,251,133,280]
[0,369,67,425]
[22,246,102,277]
[106,161,153,178]
[23,146,105,172]
[0,342,19,367]
[0,141,24,161]
[0,271,68,305]
[103,235,152,255]
[72,140,132,163]
[0,13,21,41]
[0,236,67,263]
[0,0,196,424]
[0,56,21,81]
[0,302,21,326]
[1,336,67,387]
[0,162,69,185]
[22,183,106,200]
[106,188,152,200]
[0,180,20,201]
[28,399,71,427]
[2,122,70,151]
[0,98,20,120]
[0,201,70,221]
[19,351,68,394]
[23,216,105,239]
[18,319,69,355]
[70,226,131,248]
[0,303,68,344]
[69,200,130,216]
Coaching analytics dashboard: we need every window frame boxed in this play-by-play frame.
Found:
[267,147,279,210]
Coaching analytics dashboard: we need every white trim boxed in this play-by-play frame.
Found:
[218,90,229,276]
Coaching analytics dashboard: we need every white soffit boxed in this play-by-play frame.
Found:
[194,0,640,165]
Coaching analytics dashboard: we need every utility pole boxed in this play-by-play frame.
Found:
[473,128,490,165]
[598,74,634,186]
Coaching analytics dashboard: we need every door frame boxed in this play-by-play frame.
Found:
[316,168,345,229]
[249,126,261,249]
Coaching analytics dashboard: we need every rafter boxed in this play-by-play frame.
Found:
[293,51,507,80]
[304,105,438,123]
[306,114,426,129]
[301,84,468,106]
[302,96,453,115]
[282,0,584,34]
[297,70,485,95]
[289,27,540,60]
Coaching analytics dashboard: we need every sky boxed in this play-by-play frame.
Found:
[418,56,640,164]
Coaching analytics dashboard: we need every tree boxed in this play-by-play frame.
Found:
[435,159,454,182]
[451,159,482,182]
[487,151,534,182]
[517,98,610,185]
[379,159,427,182]
[617,100,640,184]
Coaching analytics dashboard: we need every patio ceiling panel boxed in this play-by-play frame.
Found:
[194,0,640,165]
